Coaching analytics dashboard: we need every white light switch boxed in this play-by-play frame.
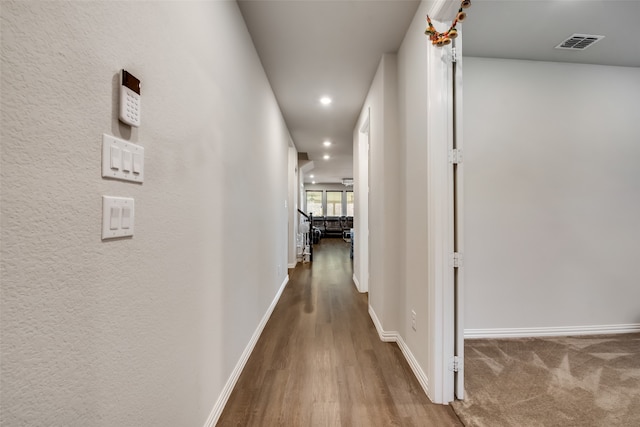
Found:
[102,196,134,239]
[121,207,131,229]
[109,206,120,230]
[102,134,144,183]
[110,146,121,170]
[122,150,132,172]
[132,153,142,174]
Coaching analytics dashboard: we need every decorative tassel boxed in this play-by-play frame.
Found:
[425,0,470,48]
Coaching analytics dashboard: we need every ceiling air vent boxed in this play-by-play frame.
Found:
[555,34,604,50]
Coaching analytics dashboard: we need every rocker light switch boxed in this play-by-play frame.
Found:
[121,207,131,229]
[110,146,121,170]
[109,206,120,230]
[102,196,134,239]
[122,150,132,172]
[132,153,142,174]
[102,134,144,183]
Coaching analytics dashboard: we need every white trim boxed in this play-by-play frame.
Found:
[287,262,297,269]
[368,305,431,400]
[359,114,370,134]
[465,323,640,339]
[396,336,430,399]
[352,274,365,293]
[453,30,465,401]
[426,28,456,405]
[355,107,370,295]
[368,305,398,342]
[203,275,290,427]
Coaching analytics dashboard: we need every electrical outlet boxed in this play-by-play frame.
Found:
[411,310,417,331]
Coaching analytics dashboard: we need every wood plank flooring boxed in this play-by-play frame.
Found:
[217,238,462,426]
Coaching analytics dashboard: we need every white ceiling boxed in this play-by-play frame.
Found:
[238,0,640,184]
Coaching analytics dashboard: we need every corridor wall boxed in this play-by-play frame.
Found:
[1,2,290,426]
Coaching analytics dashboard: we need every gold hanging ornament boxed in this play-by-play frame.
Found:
[424,0,471,47]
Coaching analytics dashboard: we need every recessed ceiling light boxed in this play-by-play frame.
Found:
[323,140,332,147]
[323,154,330,160]
[320,96,332,106]
[312,181,316,184]
[310,174,314,178]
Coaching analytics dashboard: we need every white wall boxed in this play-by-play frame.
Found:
[355,54,404,333]
[397,0,434,370]
[0,2,290,426]
[356,0,454,402]
[463,58,640,333]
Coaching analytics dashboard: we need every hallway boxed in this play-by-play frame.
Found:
[218,239,462,426]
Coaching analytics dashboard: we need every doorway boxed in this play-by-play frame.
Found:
[355,110,370,294]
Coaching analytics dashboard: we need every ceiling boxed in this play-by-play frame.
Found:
[238,0,640,184]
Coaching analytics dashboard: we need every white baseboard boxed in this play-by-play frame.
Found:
[396,335,430,399]
[203,275,290,427]
[368,305,398,342]
[287,262,297,269]
[465,323,640,339]
[352,274,362,293]
[367,305,431,399]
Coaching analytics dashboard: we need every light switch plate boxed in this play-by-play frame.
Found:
[102,134,144,183]
[102,196,134,239]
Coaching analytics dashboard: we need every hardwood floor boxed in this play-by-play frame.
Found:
[217,238,462,426]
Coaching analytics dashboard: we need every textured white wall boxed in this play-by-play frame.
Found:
[1,2,289,426]
[464,58,640,330]
[356,55,403,333]
[396,0,433,378]
[380,54,404,331]
[356,0,442,398]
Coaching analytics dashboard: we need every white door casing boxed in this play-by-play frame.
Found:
[425,0,464,404]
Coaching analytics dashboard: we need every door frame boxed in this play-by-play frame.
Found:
[426,0,464,404]
[355,110,370,293]
[452,28,465,401]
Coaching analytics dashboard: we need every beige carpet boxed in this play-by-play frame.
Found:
[452,333,640,427]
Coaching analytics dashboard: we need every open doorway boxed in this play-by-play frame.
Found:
[354,110,370,294]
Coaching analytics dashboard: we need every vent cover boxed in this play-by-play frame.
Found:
[555,34,604,50]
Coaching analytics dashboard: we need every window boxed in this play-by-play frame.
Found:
[326,191,342,216]
[346,191,354,216]
[305,191,323,216]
